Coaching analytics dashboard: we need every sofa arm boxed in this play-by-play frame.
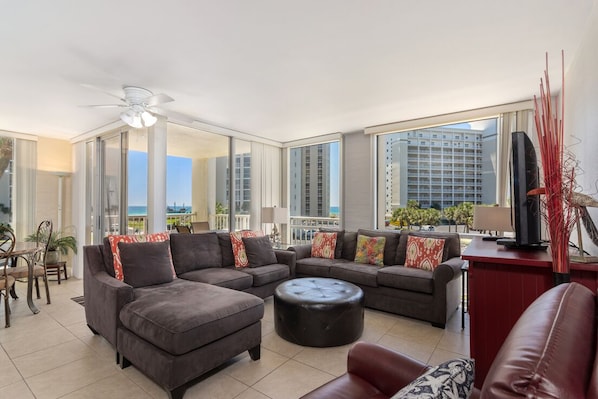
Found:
[301,342,429,399]
[274,249,296,276]
[83,245,134,347]
[288,244,312,260]
[347,341,430,396]
[432,256,464,283]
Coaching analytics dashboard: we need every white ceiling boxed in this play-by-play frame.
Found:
[1,1,595,144]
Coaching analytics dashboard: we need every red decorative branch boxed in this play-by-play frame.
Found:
[533,51,576,275]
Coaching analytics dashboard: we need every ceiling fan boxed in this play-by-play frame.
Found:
[82,85,188,128]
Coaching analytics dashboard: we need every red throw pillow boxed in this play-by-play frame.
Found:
[311,232,337,259]
[230,230,264,268]
[405,236,446,271]
[108,235,140,281]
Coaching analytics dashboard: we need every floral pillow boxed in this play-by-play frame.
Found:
[230,230,264,268]
[108,235,140,281]
[354,234,386,266]
[391,358,474,399]
[311,232,337,259]
[405,236,446,271]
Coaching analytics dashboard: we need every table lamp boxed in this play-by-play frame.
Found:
[472,206,513,241]
[262,206,288,243]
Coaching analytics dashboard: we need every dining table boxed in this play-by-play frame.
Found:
[1,241,41,314]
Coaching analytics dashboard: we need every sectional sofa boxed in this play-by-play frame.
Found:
[289,228,464,328]
[83,231,295,399]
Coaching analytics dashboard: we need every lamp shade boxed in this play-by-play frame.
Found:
[262,207,288,224]
[472,206,513,233]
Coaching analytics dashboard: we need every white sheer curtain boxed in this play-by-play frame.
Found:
[13,137,37,240]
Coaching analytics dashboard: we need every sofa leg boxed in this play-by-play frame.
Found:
[248,345,261,361]
[120,356,131,369]
[431,322,445,329]
[87,324,99,335]
[116,352,120,365]
[168,385,187,399]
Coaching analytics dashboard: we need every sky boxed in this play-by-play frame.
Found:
[128,143,340,208]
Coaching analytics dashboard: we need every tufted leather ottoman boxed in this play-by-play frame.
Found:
[274,277,364,347]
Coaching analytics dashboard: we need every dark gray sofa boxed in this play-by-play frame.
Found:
[289,229,463,328]
[84,231,296,399]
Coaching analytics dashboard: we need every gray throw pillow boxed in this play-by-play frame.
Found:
[391,358,474,399]
[118,241,174,288]
[242,236,277,267]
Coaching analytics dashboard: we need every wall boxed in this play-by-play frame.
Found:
[564,4,598,255]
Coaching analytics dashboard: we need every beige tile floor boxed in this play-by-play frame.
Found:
[0,277,470,399]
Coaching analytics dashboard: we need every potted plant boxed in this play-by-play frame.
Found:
[26,229,78,264]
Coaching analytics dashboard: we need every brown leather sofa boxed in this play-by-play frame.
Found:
[301,282,597,398]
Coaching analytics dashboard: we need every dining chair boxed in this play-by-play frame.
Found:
[191,221,210,233]
[0,229,16,327]
[7,220,53,305]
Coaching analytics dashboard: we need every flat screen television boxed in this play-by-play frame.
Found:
[497,131,545,249]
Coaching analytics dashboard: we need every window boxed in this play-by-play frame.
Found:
[0,136,14,227]
[289,141,340,242]
[377,118,498,223]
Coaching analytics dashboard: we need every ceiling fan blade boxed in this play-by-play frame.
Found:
[81,83,127,102]
[145,93,174,107]
[79,104,128,108]
[151,107,194,123]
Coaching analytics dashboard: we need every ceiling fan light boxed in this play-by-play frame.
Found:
[120,109,143,128]
[141,111,157,127]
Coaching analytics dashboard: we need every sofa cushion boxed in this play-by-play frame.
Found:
[329,262,379,287]
[178,267,253,291]
[341,231,358,261]
[241,263,290,287]
[391,358,474,399]
[145,231,176,277]
[311,232,338,259]
[118,241,175,288]
[243,235,277,267]
[319,228,344,259]
[108,234,140,281]
[405,236,445,271]
[295,258,333,277]
[170,232,222,274]
[120,279,264,356]
[377,266,434,294]
[118,241,173,287]
[230,230,263,268]
[354,234,386,266]
[357,229,401,265]
[217,232,235,267]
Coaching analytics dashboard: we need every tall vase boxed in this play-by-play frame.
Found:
[551,242,570,286]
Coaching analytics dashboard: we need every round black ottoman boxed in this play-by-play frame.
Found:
[274,278,364,347]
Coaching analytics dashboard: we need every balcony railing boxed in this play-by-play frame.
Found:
[125,214,338,246]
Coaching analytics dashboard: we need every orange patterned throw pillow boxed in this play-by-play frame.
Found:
[354,234,386,266]
[311,232,337,259]
[405,235,446,271]
[108,235,139,281]
[230,230,264,268]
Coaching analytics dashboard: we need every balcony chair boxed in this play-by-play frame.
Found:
[174,225,191,234]
[191,221,210,233]
[0,229,16,327]
[8,220,53,304]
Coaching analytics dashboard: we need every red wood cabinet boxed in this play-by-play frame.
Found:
[462,238,598,388]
